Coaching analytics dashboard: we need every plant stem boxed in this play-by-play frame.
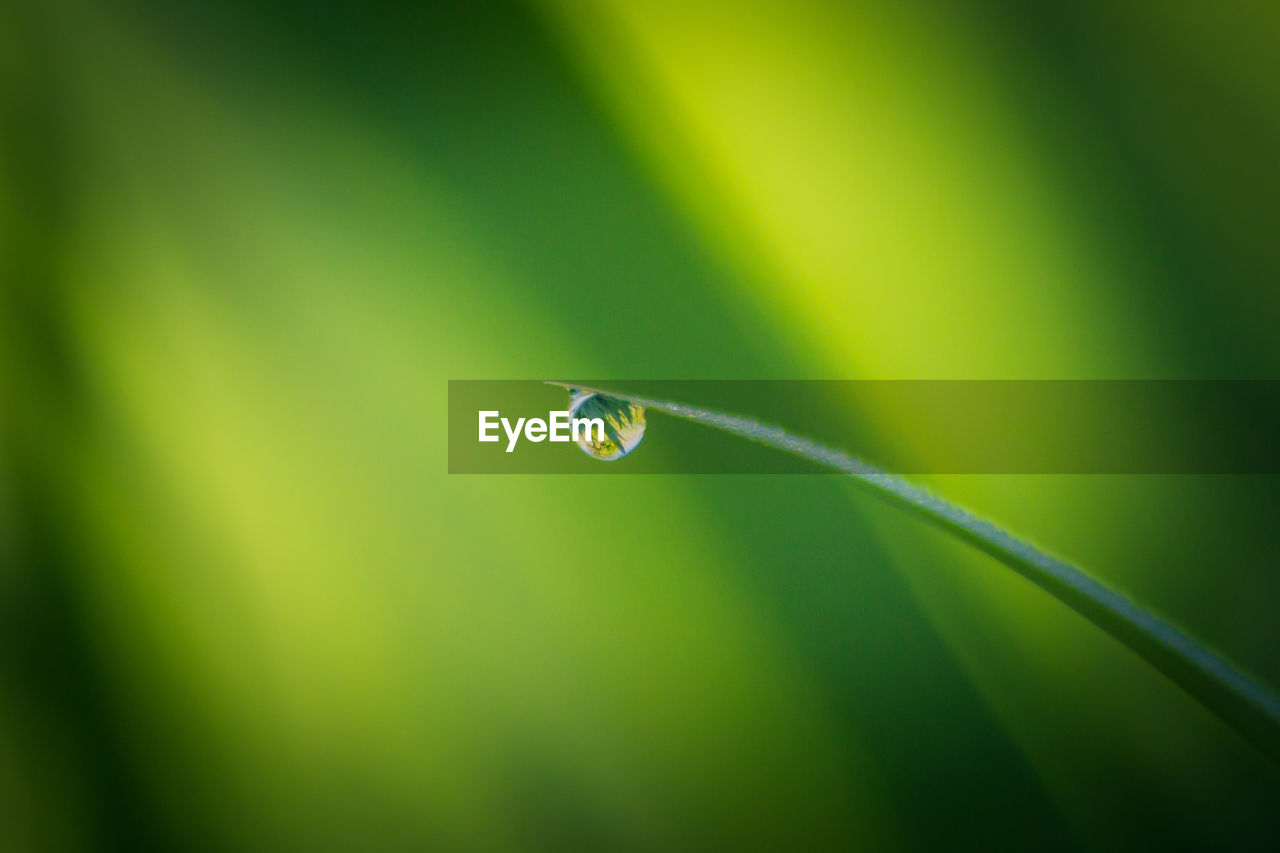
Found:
[549,381,1280,764]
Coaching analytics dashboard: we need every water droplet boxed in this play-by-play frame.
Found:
[569,390,645,461]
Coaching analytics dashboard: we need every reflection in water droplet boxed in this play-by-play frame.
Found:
[569,390,646,461]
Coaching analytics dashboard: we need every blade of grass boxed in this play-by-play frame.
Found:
[549,381,1280,764]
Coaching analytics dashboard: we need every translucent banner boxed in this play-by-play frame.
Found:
[448,380,1280,474]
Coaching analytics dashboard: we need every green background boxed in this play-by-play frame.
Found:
[3,0,1279,849]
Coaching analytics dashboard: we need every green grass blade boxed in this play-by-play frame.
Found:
[550,381,1280,764]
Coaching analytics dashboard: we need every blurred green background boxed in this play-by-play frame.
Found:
[3,0,1280,850]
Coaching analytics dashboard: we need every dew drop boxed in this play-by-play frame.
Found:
[569,390,645,461]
